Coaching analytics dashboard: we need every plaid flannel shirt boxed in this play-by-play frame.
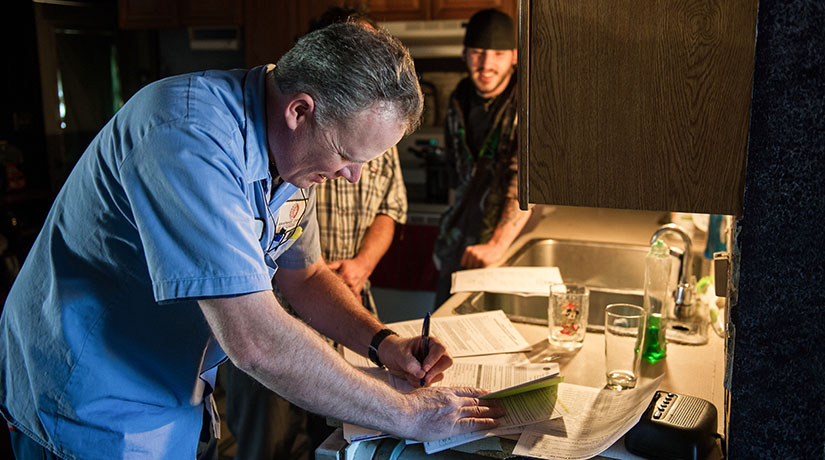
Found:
[315,145,407,262]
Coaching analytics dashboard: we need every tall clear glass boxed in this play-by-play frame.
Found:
[604,303,646,390]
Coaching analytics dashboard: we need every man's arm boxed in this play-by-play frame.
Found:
[329,147,407,296]
[275,258,451,385]
[327,213,395,296]
[199,291,503,440]
[460,197,532,269]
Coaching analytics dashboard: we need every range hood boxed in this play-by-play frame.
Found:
[379,19,466,58]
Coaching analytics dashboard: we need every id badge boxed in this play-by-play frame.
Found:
[276,198,306,234]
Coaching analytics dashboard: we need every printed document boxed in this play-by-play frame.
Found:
[384,310,531,357]
[423,382,565,454]
[451,266,563,296]
[343,361,564,447]
[512,376,663,460]
[341,310,529,367]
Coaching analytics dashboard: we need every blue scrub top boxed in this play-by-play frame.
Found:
[0,65,320,459]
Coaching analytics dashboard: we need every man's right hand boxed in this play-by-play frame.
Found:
[401,386,506,441]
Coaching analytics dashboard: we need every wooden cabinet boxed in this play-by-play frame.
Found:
[432,0,516,20]
[245,0,517,68]
[365,0,429,21]
[518,0,758,216]
[118,0,243,29]
[366,0,516,21]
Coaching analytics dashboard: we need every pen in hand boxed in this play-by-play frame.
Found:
[419,312,430,387]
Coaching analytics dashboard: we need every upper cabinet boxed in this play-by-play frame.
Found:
[519,0,758,216]
[366,0,516,21]
[245,0,516,69]
[118,0,243,29]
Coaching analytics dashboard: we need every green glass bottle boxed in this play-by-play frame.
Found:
[642,240,672,363]
[643,313,667,363]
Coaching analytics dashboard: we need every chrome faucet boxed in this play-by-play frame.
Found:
[650,224,695,319]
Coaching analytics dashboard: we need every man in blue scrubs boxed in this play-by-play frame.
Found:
[0,23,503,460]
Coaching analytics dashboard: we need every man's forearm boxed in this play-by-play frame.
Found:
[199,291,503,442]
[275,259,384,356]
[488,198,532,250]
[354,214,396,275]
[460,197,533,269]
[199,292,409,434]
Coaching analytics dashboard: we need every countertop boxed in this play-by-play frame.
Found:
[318,206,727,460]
[434,205,727,434]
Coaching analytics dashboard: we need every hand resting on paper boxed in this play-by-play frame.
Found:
[402,386,506,441]
[378,334,453,387]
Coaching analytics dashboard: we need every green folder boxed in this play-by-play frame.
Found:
[481,375,565,399]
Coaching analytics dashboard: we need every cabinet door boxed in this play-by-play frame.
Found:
[366,0,430,21]
[118,0,178,28]
[244,0,339,67]
[519,0,757,215]
[119,0,243,28]
[180,0,243,27]
[432,0,516,20]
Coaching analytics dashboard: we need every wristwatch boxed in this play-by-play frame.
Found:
[368,328,398,368]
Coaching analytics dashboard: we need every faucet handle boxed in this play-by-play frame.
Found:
[673,275,697,319]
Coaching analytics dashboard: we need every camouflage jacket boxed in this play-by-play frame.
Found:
[433,72,519,274]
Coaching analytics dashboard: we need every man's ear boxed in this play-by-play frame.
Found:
[511,49,518,65]
[283,93,315,131]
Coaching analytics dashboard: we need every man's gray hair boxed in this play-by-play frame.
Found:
[273,22,423,135]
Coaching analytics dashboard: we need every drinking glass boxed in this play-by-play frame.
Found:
[548,283,589,350]
[604,303,647,390]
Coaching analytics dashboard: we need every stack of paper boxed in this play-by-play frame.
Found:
[342,311,567,452]
[341,311,663,459]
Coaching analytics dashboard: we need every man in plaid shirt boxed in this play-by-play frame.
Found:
[314,145,407,313]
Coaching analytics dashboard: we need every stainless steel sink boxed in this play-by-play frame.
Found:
[453,238,649,331]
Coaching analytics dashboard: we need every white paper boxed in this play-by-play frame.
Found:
[423,425,526,454]
[387,361,560,394]
[424,384,565,454]
[342,423,389,443]
[386,310,531,357]
[339,358,564,452]
[512,377,663,460]
[451,266,563,295]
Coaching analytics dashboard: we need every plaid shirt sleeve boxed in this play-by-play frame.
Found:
[314,146,408,261]
[376,146,407,225]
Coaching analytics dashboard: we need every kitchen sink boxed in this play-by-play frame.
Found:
[453,238,650,331]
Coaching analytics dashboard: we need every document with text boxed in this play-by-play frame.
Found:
[342,361,564,447]
[423,382,566,454]
[512,377,663,460]
[386,310,532,357]
[451,266,563,296]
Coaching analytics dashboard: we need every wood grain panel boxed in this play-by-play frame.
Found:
[180,0,243,26]
[118,0,178,29]
[367,0,429,21]
[433,0,517,20]
[522,0,756,215]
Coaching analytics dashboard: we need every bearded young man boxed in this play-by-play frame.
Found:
[433,8,533,308]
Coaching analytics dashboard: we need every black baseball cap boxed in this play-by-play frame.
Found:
[463,9,516,50]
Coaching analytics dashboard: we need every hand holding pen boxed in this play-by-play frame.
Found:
[418,312,430,387]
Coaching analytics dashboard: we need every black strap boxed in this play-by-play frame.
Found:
[368,329,398,368]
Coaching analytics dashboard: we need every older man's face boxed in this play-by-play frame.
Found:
[464,47,517,99]
[278,106,406,189]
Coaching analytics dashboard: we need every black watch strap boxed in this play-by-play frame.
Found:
[368,329,397,368]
